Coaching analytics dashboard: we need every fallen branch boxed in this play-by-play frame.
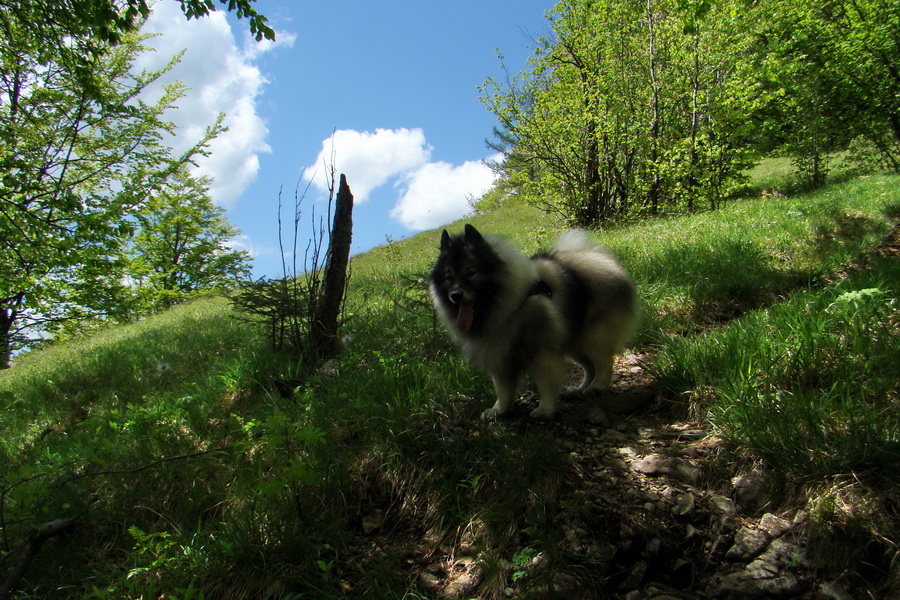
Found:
[1,449,225,557]
[58,447,226,485]
[0,518,74,600]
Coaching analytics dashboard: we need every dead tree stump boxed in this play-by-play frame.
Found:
[310,173,353,362]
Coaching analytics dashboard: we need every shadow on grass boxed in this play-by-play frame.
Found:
[642,238,816,327]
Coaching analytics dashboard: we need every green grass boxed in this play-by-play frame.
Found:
[1,172,898,598]
[653,262,900,476]
[600,175,897,342]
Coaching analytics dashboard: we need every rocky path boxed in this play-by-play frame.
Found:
[544,352,824,599]
[403,352,853,599]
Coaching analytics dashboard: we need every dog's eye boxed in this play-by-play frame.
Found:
[465,269,477,278]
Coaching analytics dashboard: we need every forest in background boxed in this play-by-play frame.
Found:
[0,0,271,368]
[481,0,900,223]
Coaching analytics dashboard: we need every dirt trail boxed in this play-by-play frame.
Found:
[351,353,832,599]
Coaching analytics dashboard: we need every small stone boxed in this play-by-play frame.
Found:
[643,537,662,557]
[604,456,630,471]
[759,513,791,538]
[602,429,628,442]
[618,561,647,590]
[709,534,734,558]
[443,571,479,596]
[561,439,578,452]
[361,510,384,534]
[618,446,638,459]
[744,555,780,579]
[550,572,580,596]
[711,514,738,535]
[669,558,692,582]
[732,469,772,511]
[819,581,854,600]
[632,454,669,475]
[586,405,610,425]
[765,538,805,567]
[726,528,770,561]
[708,494,736,514]
[758,574,809,597]
[672,492,696,518]
[419,572,441,590]
[671,460,701,485]
[631,454,701,484]
[711,570,809,599]
[685,523,701,540]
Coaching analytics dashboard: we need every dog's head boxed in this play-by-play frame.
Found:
[429,224,501,334]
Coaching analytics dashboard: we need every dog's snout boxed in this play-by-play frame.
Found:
[449,289,463,304]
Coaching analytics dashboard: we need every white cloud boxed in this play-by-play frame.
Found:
[390,159,499,230]
[301,128,499,231]
[224,234,271,259]
[301,128,432,202]
[135,3,295,208]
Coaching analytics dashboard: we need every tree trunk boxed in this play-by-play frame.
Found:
[309,174,353,362]
[647,0,661,214]
[0,294,24,369]
[0,329,11,370]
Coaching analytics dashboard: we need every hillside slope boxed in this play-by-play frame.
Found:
[1,174,897,599]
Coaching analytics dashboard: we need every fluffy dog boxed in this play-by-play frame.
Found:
[429,224,637,419]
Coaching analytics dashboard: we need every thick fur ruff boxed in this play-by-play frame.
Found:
[429,224,637,419]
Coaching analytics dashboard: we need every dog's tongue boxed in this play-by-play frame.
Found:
[456,300,475,332]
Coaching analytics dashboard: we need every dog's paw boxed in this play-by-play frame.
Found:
[530,405,556,419]
[481,406,504,420]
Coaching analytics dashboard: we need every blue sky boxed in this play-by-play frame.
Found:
[138,0,554,278]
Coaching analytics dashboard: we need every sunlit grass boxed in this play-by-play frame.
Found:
[653,260,900,478]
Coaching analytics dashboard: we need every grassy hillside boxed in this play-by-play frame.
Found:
[1,172,898,598]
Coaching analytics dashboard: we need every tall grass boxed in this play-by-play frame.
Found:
[653,261,900,478]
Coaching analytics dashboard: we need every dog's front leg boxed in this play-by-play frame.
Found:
[530,353,568,419]
[483,374,517,419]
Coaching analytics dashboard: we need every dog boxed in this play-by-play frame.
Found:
[429,224,637,419]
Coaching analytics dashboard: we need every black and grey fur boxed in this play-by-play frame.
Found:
[429,224,637,419]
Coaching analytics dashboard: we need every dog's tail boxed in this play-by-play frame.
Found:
[553,229,600,253]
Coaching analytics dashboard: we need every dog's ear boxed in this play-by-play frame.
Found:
[463,224,483,245]
[440,229,451,250]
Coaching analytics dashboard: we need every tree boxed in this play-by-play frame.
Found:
[0,1,273,134]
[750,0,900,181]
[232,173,355,367]
[1,0,274,47]
[481,0,753,226]
[0,13,222,367]
[128,167,251,312]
